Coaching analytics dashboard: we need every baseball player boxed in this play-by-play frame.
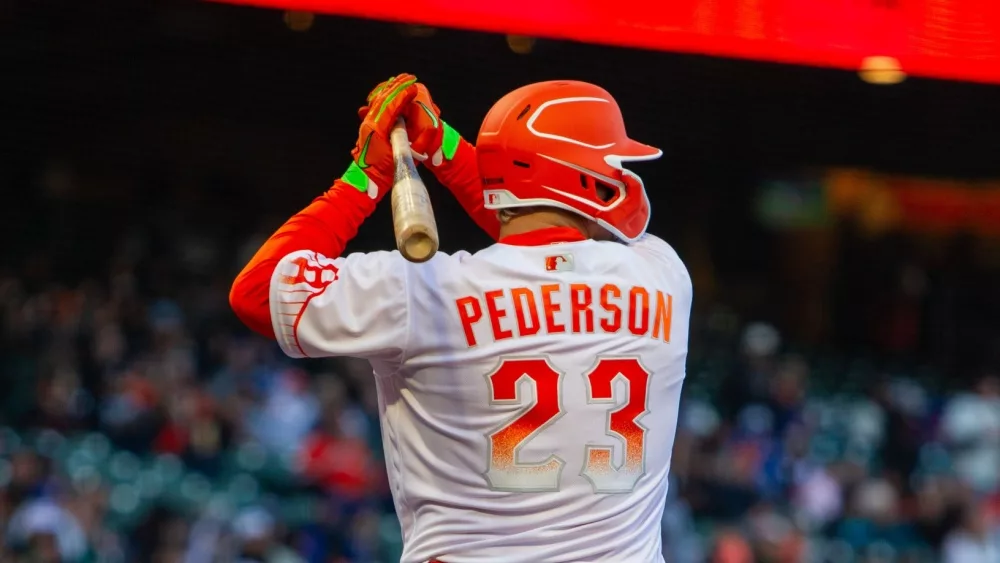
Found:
[230,74,692,563]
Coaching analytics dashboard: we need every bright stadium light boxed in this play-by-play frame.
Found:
[859,56,906,85]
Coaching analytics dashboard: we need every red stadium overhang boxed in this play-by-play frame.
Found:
[216,0,1000,84]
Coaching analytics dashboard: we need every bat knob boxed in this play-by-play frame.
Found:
[400,231,438,263]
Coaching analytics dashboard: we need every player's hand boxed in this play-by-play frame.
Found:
[359,79,459,168]
[341,74,419,200]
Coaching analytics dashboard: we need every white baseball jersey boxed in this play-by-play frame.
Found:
[268,233,692,563]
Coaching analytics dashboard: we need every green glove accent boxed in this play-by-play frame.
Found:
[441,121,460,161]
[366,76,396,102]
[341,161,371,193]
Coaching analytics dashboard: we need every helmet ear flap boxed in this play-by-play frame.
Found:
[619,167,648,205]
[610,171,651,241]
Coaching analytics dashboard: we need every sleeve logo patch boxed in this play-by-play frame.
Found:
[280,254,340,291]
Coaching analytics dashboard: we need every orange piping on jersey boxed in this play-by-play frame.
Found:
[428,139,502,241]
[498,226,587,247]
[274,256,342,357]
[229,180,378,339]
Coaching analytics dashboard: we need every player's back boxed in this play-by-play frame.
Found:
[378,234,692,563]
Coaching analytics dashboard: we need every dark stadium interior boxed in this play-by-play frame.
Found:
[1,1,999,562]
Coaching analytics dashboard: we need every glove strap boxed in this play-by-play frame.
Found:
[341,162,377,194]
[441,121,461,161]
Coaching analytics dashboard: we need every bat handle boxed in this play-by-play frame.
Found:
[390,118,439,263]
[389,118,411,160]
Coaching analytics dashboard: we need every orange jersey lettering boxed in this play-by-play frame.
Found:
[454,284,673,347]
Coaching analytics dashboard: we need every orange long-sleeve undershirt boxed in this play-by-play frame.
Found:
[229,180,377,339]
[431,138,501,241]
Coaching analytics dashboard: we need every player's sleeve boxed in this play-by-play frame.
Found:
[268,249,409,361]
[427,138,501,241]
[230,180,380,341]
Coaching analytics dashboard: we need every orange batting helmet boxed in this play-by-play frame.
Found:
[476,81,662,242]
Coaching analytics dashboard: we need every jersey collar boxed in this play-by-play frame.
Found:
[498,227,587,246]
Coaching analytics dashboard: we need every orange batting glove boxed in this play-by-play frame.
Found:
[341,74,420,201]
[359,80,461,169]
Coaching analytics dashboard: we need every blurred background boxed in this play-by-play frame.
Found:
[1,1,999,562]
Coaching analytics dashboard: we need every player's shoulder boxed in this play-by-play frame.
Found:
[329,248,474,267]
[626,234,692,289]
[334,247,476,282]
[628,233,681,260]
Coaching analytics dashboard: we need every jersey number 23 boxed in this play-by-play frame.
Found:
[485,357,650,494]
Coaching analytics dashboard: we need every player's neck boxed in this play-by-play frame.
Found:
[498,210,592,240]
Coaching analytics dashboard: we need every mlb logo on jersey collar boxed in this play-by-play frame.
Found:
[545,253,574,272]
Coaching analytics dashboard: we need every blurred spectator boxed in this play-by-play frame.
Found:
[297,405,379,504]
[232,507,305,563]
[246,368,319,458]
[832,476,919,552]
[718,322,781,419]
[709,528,754,563]
[941,373,1000,494]
[912,476,965,551]
[792,462,844,530]
[5,499,88,562]
[741,501,805,562]
[941,502,1000,563]
[765,355,808,439]
[101,369,163,452]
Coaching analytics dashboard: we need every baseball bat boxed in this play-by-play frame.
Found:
[389,118,439,263]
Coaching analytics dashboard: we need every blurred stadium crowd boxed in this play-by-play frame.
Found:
[0,172,998,563]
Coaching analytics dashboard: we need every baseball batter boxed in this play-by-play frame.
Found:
[230,74,692,563]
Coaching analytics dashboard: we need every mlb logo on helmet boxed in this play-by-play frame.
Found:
[484,190,517,208]
[545,253,574,272]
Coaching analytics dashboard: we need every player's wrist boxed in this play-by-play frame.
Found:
[340,161,388,202]
[328,175,382,210]
[422,121,462,168]
[440,121,461,161]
